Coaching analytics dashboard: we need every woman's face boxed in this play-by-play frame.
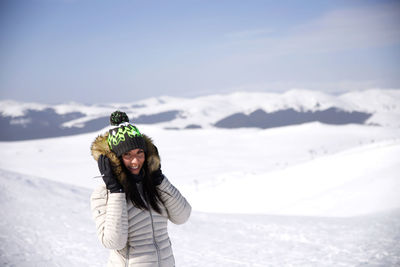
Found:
[122,148,145,175]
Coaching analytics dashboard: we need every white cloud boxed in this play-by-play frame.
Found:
[285,3,400,53]
[131,3,400,95]
[223,2,400,57]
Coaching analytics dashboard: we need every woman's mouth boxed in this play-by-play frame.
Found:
[128,166,140,172]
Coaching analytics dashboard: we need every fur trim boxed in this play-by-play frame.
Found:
[90,132,160,185]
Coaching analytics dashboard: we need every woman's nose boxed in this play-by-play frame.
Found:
[131,157,138,164]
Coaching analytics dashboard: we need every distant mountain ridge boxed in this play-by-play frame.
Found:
[215,108,373,129]
[0,89,399,141]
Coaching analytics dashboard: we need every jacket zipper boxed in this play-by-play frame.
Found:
[148,207,161,267]
[125,244,130,267]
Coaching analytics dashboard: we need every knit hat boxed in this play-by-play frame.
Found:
[107,111,146,157]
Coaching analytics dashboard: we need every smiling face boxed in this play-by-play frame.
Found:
[121,148,145,175]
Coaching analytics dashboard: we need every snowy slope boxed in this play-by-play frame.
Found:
[1,123,399,197]
[190,138,400,216]
[1,169,399,267]
[0,169,107,266]
[0,122,399,217]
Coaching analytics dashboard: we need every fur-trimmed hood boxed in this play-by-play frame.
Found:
[90,132,160,185]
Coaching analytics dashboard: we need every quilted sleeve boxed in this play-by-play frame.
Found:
[90,185,129,250]
[157,177,192,224]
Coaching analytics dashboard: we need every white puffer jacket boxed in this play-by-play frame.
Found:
[91,177,191,267]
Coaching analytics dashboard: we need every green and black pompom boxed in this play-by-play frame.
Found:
[110,110,129,126]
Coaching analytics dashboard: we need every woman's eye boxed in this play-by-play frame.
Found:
[123,153,132,159]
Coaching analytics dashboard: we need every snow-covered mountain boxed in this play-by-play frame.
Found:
[1,89,399,141]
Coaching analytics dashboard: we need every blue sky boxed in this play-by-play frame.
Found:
[1,0,399,104]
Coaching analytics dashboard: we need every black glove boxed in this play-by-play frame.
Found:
[98,154,124,193]
[152,164,164,186]
[152,146,164,186]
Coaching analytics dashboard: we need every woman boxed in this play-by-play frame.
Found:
[90,110,191,267]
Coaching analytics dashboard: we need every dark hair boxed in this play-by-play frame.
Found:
[120,158,163,214]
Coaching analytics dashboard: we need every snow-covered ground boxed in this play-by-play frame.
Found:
[1,169,399,266]
[1,122,400,266]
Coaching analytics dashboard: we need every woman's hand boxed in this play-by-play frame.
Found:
[152,145,164,186]
[98,154,124,193]
[152,165,164,186]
